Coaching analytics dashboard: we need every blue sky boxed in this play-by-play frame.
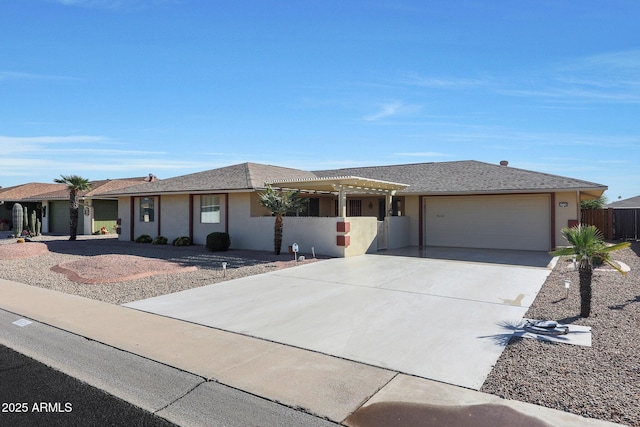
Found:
[1,0,638,200]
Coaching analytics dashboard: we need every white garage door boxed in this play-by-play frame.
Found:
[423,195,551,251]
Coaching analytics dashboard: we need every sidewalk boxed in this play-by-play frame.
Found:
[0,278,623,426]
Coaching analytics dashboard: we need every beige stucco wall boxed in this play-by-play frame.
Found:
[116,197,130,241]
[343,216,378,257]
[82,199,92,236]
[554,191,580,248]
[134,196,157,238]
[159,194,190,242]
[117,196,157,240]
[118,194,229,244]
[114,188,585,253]
[192,194,227,245]
[403,195,421,246]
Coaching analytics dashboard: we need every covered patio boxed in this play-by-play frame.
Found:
[264,176,410,256]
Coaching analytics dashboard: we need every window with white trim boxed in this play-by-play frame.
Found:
[201,195,221,223]
[140,197,154,222]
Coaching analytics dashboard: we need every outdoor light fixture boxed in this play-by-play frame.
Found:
[564,279,571,298]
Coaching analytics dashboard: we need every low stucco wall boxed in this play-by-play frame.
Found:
[230,216,378,258]
[344,217,378,257]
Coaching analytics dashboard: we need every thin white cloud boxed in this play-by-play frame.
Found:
[0,133,214,186]
[362,101,423,122]
[394,152,450,157]
[398,73,484,89]
[51,0,182,10]
[0,135,108,144]
[0,71,73,81]
[502,50,640,104]
[363,102,403,121]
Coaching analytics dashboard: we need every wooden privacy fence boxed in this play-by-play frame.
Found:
[581,208,613,239]
[581,208,640,240]
[612,209,640,240]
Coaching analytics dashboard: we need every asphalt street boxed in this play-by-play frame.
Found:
[0,343,175,427]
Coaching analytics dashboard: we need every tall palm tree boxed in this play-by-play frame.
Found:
[54,175,92,241]
[552,225,629,317]
[258,185,307,255]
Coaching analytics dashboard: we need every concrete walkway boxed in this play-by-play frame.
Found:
[0,257,624,426]
[125,253,551,390]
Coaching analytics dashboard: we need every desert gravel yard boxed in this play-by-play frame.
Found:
[0,234,322,305]
[1,233,639,426]
[482,241,640,427]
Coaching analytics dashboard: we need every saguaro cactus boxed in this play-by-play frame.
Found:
[30,210,36,234]
[12,203,23,237]
[23,206,28,230]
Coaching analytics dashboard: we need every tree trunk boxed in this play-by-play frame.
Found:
[579,265,593,317]
[273,214,283,255]
[69,190,79,241]
[69,207,78,241]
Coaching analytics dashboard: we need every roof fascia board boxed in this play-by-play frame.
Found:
[95,188,254,197]
[402,187,607,196]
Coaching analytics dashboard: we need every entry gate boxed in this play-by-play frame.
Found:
[377,221,387,250]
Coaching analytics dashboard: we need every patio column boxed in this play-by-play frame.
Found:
[385,190,395,218]
[384,190,396,248]
[334,184,347,217]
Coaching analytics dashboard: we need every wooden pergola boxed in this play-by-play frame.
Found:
[266,176,408,217]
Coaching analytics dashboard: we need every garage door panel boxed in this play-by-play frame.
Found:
[424,195,550,251]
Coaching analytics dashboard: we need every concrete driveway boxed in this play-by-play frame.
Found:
[125,249,553,390]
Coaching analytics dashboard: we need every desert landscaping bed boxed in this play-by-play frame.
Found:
[0,234,322,305]
[482,241,640,426]
[1,234,639,426]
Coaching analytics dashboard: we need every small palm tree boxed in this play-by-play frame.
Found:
[54,175,92,241]
[552,225,629,317]
[258,185,307,255]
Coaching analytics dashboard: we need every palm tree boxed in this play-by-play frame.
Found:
[552,225,629,317]
[54,175,92,241]
[258,185,307,255]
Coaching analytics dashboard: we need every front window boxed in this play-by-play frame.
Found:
[201,195,220,223]
[140,197,154,222]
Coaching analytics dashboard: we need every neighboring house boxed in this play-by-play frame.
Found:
[0,178,150,235]
[0,183,67,232]
[606,195,640,208]
[98,160,607,257]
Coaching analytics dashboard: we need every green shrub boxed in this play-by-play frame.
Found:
[152,236,168,245]
[206,232,231,252]
[172,236,191,246]
[135,234,153,243]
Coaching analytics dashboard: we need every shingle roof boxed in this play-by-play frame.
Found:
[0,178,151,202]
[20,178,150,201]
[313,160,607,195]
[606,195,640,208]
[95,160,607,197]
[0,183,67,202]
[98,163,317,196]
